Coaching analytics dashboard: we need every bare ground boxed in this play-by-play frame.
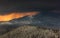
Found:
[0,25,60,38]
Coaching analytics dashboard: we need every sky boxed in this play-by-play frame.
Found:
[0,0,60,29]
[0,0,60,14]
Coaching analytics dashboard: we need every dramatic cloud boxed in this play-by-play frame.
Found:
[0,11,39,21]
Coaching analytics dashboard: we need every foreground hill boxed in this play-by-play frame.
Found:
[0,25,60,38]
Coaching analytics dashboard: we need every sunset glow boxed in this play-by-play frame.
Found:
[0,12,39,21]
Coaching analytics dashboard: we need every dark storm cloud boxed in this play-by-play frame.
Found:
[0,0,60,14]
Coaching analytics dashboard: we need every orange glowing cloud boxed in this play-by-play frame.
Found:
[0,11,39,21]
